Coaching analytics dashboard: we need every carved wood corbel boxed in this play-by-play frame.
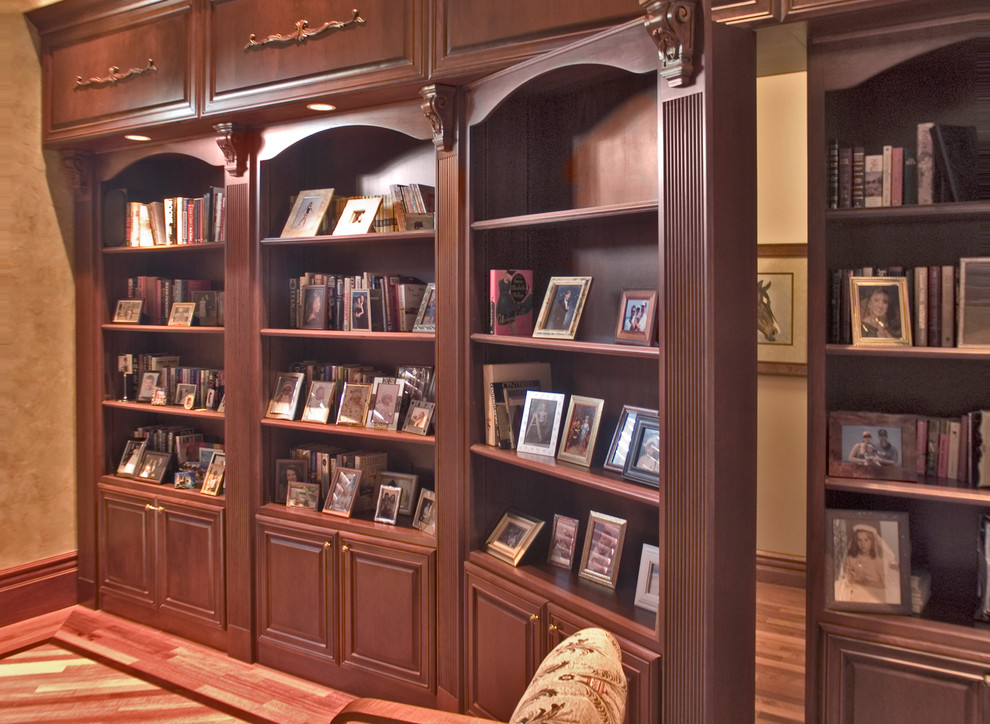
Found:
[62,151,92,198]
[641,0,698,88]
[419,84,456,152]
[214,123,250,178]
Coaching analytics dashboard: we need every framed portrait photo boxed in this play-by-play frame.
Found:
[275,458,308,504]
[557,395,604,467]
[578,511,627,589]
[265,372,305,420]
[547,514,580,570]
[201,452,226,496]
[828,411,917,483]
[135,450,172,484]
[379,471,419,516]
[958,257,990,347]
[332,196,382,236]
[281,188,334,238]
[175,382,197,408]
[758,251,808,374]
[286,481,320,511]
[850,276,912,346]
[113,298,143,324]
[136,372,160,403]
[412,489,437,535]
[116,439,147,478]
[412,282,436,333]
[336,382,373,426]
[366,377,405,431]
[621,414,661,488]
[323,467,362,517]
[634,544,661,612]
[167,301,197,327]
[615,289,657,346]
[516,391,566,457]
[349,289,372,331]
[485,511,544,567]
[825,509,911,614]
[533,276,592,340]
[374,484,402,525]
[300,285,329,330]
[301,380,336,424]
[604,405,658,474]
[402,400,435,435]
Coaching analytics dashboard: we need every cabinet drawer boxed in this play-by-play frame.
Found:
[206,0,427,114]
[38,0,196,143]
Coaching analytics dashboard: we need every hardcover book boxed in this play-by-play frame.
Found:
[489,269,534,336]
[863,154,884,207]
[482,362,552,446]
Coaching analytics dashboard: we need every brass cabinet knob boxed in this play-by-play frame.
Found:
[529,613,539,623]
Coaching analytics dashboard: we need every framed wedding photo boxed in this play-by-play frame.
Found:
[825,509,911,614]
[557,395,604,467]
[374,484,402,525]
[332,196,381,236]
[958,257,990,347]
[265,372,305,420]
[113,298,143,324]
[167,301,196,327]
[402,400,435,435]
[533,276,592,339]
[547,514,580,569]
[412,282,436,333]
[323,467,362,517]
[604,405,658,473]
[336,382,373,426]
[300,380,336,424]
[622,414,661,487]
[281,188,334,238]
[850,276,912,346]
[379,471,418,516]
[615,289,657,346]
[486,511,544,567]
[827,411,917,482]
[634,544,661,612]
[516,391,565,457]
[578,511,627,589]
[116,439,146,478]
[412,489,437,535]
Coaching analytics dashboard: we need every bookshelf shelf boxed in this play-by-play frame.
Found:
[102,473,227,503]
[471,200,659,231]
[262,328,434,342]
[825,200,989,224]
[825,476,990,507]
[260,229,434,247]
[103,324,225,335]
[102,400,225,421]
[825,344,990,360]
[471,333,659,359]
[260,418,436,446]
[103,243,226,255]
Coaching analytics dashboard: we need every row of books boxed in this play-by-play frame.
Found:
[122,352,225,410]
[286,185,435,237]
[126,276,224,326]
[130,423,222,464]
[826,123,977,209]
[116,188,226,247]
[288,272,427,332]
[828,265,959,347]
[915,412,987,487]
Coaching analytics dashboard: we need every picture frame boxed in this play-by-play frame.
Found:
[200,452,226,496]
[281,188,334,238]
[501,383,540,449]
[978,513,990,623]
[379,471,419,516]
[412,282,436,333]
[412,489,436,535]
[167,301,196,327]
[322,467,362,517]
[825,509,911,614]
[604,405,658,473]
[578,511,627,589]
[614,289,657,346]
[349,289,372,331]
[547,514,580,569]
[113,299,143,324]
[265,372,305,420]
[135,450,171,484]
[402,400,435,435]
[332,196,381,236]
[373,484,402,525]
[828,411,918,483]
[174,382,197,408]
[116,439,147,478]
[300,285,328,330]
[286,481,320,510]
[336,382,373,426]
[275,458,308,504]
[634,544,661,612]
[366,377,405,430]
[516,391,566,457]
[533,276,592,340]
[300,380,336,424]
[958,257,990,347]
[557,395,604,467]
[850,276,912,346]
[136,372,160,403]
[621,414,661,487]
[757,249,809,375]
[485,511,545,567]
[150,387,168,406]
[173,470,198,490]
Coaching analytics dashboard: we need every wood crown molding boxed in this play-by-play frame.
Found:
[641,0,699,88]
[420,84,456,152]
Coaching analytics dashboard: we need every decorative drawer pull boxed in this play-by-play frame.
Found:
[323,541,332,550]
[245,8,365,50]
[341,544,351,552]
[76,59,157,89]
[547,624,558,633]
[144,503,165,512]
[529,613,539,623]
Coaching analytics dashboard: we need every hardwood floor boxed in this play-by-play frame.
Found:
[0,580,806,723]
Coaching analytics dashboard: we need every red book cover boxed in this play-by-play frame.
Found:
[890,147,904,206]
[490,269,534,336]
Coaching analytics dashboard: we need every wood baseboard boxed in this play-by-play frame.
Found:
[0,553,78,628]
[756,550,806,589]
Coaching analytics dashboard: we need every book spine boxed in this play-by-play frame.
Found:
[915,418,928,477]
[851,147,865,208]
[838,147,852,209]
[927,266,941,347]
[937,422,950,480]
[941,264,955,347]
[903,153,918,205]
[882,145,892,206]
[864,154,884,207]
[890,147,904,206]
[917,122,935,205]
[913,266,927,347]
[925,417,940,479]
[828,139,839,209]
[947,419,961,481]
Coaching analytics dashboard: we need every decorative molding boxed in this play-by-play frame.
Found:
[756,550,807,588]
[641,0,698,88]
[245,8,365,50]
[75,59,157,89]
[62,151,92,197]
[0,552,78,628]
[419,84,456,152]
[214,123,250,178]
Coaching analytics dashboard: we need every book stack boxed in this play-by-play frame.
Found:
[288,271,425,332]
[482,362,552,448]
[125,353,226,410]
[121,188,226,247]
[127,276,219,325]
[389,183,435,231]
[914,413,986,486]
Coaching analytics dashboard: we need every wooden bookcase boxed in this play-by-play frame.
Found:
[806,16,990,724]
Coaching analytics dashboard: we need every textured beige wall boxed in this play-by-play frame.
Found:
[0,0,76,570]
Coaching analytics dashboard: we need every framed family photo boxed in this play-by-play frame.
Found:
[958,257,990,347]
[286,481,319,510]
[333,196,381,236]
[167,301,196,327]
[135,450,172,484]
[175,382,197,408]
[486,511,544,567]
[622,414,661,487]
[336,382,373,426]
[379,472,418,516]
[374,484,402,525]
[757,251,808,375]
[603,406,658,474]
[113,299,143,324]
[301,380,336,424]
[615,289,657,346]
[850,276,912,346]
[266,372,305,420]
[412,489,436,535]
[578,511,627,589]
[516,391,565,457]
[281,188,334,238]
[825,509,911,613]
[557,395,604,467]
[634,543,661,612]
[323,467,362,517]
[366,377,405,431]
[547,514,580,569]
[533,276,592,340]
[828,411,917,482]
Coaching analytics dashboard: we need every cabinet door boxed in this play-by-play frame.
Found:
[825,633,989,724]
[98,488,156,612]
[465,570,545,721]
[157,499,225,630]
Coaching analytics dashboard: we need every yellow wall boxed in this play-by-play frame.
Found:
[0,0,76,569]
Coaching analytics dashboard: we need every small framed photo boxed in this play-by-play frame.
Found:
[850,276,912,346]
[557,395,604,467]
[547,514,580,569]
[135,450,171,484]
[113,299,143,323]
[174,470,199,490]
[485,511,545,567]
[350,289,372,331]
[374,484,402,525]
[323,467,362,517]
[533,276,592,340]
[116,439,147,478]
[379,472,419,516]
[301,380,336,424]
[281,188,334,238]
[150,387,168,406]
[332,196,382,236]
[412,489,436,535]
[174,382,197,408]
[286,481,320,510]
[336,382,373,426]
[201,452,226,496]
[402,400,435,435]
[412,282,436,333]
[275,458,308,504]
[366,377,405,430]
[958,258,990,347]
[578,511,627,589]
[826,509,911,613]
[300,285,328,330]
[634,544,661,612]
[604,405,657,473]
[136,372,160,403]
[621,414,661,487]
[516,391,566,457]
[265,372,305,420]
[828,411,917,482]
[167,301,197,327]
[978,514,990,622]
[615,289,657,346]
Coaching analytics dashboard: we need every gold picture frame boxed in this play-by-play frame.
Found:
[850,276,912,346]
[485,511,544,567]
[533,276,592,340]
[578,511,627,589]
[281,188,334,238]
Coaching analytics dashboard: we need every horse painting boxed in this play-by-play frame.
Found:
[758,279,780,342]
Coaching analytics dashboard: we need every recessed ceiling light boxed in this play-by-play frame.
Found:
[306,103,336,112]
[124,134,151,142]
